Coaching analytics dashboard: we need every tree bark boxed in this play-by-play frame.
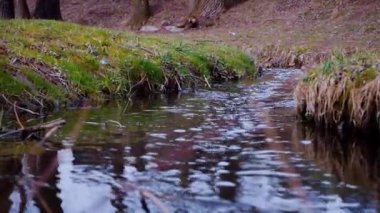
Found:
[179,0,246,28]
[34,0,62,20]
[0,0,14,19]
[178,0,224,28]
[127,0,150,30]
[14,0,30,19]
[190,0,224,19]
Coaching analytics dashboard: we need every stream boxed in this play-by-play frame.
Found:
[0,69,379,212]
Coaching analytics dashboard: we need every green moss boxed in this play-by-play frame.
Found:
[0,19,256,105]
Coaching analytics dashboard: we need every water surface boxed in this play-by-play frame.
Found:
[0,69,379,212]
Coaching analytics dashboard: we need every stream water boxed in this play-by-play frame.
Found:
[0,69,379,212]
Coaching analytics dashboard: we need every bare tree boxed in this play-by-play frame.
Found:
[0,0,14,19]
[14,0,30,19]
[34,0,62,20]
[127,0,150,30]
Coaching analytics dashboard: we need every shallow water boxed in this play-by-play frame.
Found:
[0,69,379,212]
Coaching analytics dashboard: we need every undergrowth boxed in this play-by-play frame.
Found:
[295,50,380,132]
[0,20,256,107]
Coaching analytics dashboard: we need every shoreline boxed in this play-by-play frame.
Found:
[0,20,256,112]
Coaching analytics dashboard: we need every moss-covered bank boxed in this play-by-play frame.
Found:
[0,20,256,108]
[295,51,380,132]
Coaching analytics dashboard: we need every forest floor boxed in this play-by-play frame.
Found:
[41,0,380,68]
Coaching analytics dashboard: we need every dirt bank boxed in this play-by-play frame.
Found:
[33,0,380,68]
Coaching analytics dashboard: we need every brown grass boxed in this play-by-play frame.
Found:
[350,76,380,130]
[295,51,380,131]
[248,45,305,68]
[295,74,351,124]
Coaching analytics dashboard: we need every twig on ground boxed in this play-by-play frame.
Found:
[0,107,3,129]
[106,120,126,128]
[85,121,102,126]
[0,118,66,140]
[24,90,44,108]
[2,95,40,116]
[204,75,211,88]
[128,77,146,97]
[13,102,25,129]
[175,76,182,91]
[39,126,60,144]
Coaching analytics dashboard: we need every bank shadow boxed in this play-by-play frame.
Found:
[292,124,380,200]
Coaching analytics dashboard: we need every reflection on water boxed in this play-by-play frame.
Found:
[293,126,380,201]
[0,69,379,212]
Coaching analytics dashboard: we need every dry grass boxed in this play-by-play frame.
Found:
[249,45,307,68]
[350,76,380,130]
[295,51,380,131]
[295,73,351,124]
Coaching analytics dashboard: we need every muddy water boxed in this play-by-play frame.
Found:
[0,69,379,212]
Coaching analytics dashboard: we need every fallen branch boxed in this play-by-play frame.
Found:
[13,102,25,129]
[0,107,3,129]
[204,75,211,88]
[39,126,60,144]
[105,120,126,128]
[85,120,126,128]
[1,95,40,116]
[0,118,66,140]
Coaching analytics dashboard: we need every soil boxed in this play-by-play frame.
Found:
[26,0,380,66]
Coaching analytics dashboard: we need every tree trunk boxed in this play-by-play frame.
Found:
[190,0,224,19]
[14,0,30,19]
[127,0,150,30]
[0,0,14,19]
[179,0,225,28]
[34,0,62,20]
[179,0,246,28]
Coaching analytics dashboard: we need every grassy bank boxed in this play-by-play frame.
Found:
[295,50,380,132]
[0,20,256,108]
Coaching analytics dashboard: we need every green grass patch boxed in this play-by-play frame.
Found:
[0,20,256,106]
[302,50,380,86]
